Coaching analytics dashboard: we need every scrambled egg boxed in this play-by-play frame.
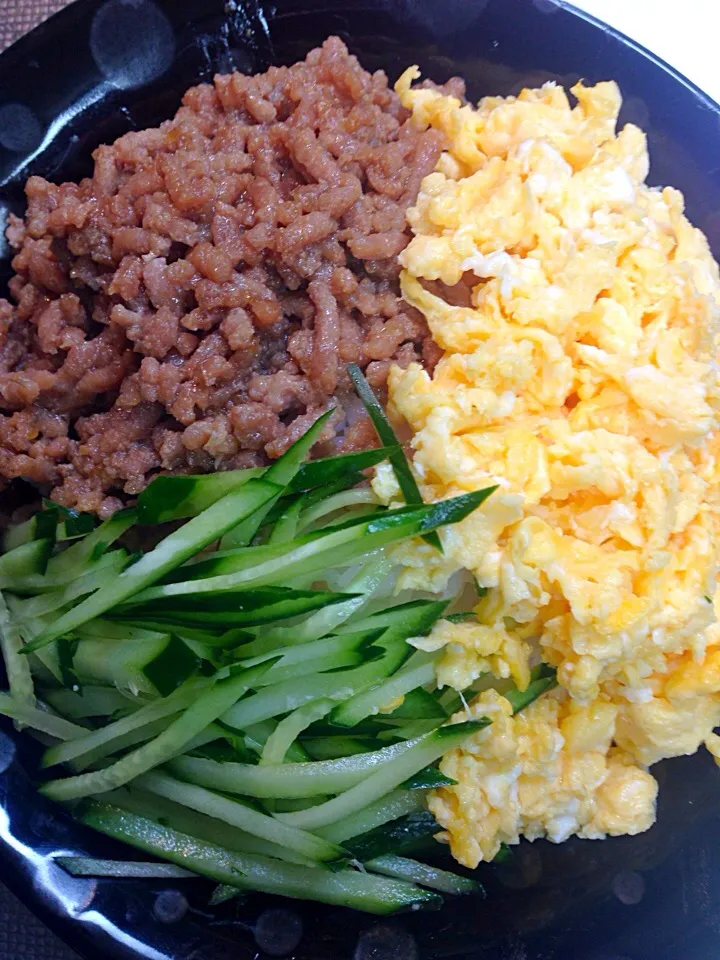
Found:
[376,71,720,867]
[427,689,658,866]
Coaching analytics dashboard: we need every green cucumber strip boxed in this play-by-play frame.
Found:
[0,591,34,706]
[504,665,557,713]
[330,652,439,728]
[42,504,95,540]
[345,810,440,860]
[275,720,487,830]
[348,362,441,552]
[138,444,396,526]
[220,670,363,731]
[74,620,169,642]
[382,688,448,721]
[27,413,340,652]
[142,636,201,698]
[44,508,137,581]
[290,445,399,494]
[260,700,335,766]
[133,489,494,603]
[255,650,365,688]
[238,557,393,658]
[41,678,209,769]
[440,666,556,720]
[0,693,87,741]
[116,588,355,628]
[41,686,139,721]
[242,631,376,672]
[3,507,62,553]
[210,884,243,905]
[0,539,54,587]
[317,790,425,844]
[366,855,483,896]
[23,479,283,653]
[67,713,186,773]
[376,718,447,742]
[301,737,376,760]
[39,661,273,802]
[217,510,269,551]
[15,551,129,623]
[304,712,393,733]
[77,801,441,915]
[56,857,195,879]
[137,469,264,525]
[320,505,383,530]
[56,637,80,691]
[241,720,310,764]
[268,497,305,545]
[445,612,477,624]
[72,634,172,694]
[259,471,361,534]
[107,787,313,865]
[402,767,457,790]
[219,409,335,550]
[26,641,63,685]
[335,599,440,636]
[168,736,424,800]
[177,723,225,756]
[137,770,344,863]
[221,626,415,732]
[298,488,378,533]
[3,516,40,552]
[127,625,253,651]
[172,490,493,583]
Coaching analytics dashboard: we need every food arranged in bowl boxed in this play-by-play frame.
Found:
[0,36,718,915]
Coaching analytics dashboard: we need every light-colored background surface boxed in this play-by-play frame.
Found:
[572,0,719,104]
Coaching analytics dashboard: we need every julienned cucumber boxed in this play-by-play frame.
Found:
[504,665,558,713]
[274,721,487,830]
[56,857,195,879]
[0,539,54,587]
[41,677,210,770]
[77,802,442,915]
[25,413,335,652]
[0,591,34,705]
[108,787,316,866]
[216,605,445,730]
[23,478,283,652]
[0,394,528,917]
[317,790,426,844]
[136,771,345,863]
[129,489,495,603]
[329,652,439,728]
[232,557,393,658]
[40,662,273,801]
[113,586,356,628]
[260,700,335,766]
[167,730,442,799]
[136,444,398,525]
[348,363,442,552]
[0,693,87,741]
[344,809,441,860]
[365,855,483,896]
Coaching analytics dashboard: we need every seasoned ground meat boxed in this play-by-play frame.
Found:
[0,38,451,516]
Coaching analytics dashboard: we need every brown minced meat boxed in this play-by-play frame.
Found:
[0,38,451,516]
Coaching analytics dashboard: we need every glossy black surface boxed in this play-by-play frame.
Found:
[0,1,719,957]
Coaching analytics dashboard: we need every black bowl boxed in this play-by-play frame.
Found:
[1,2,719,958]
